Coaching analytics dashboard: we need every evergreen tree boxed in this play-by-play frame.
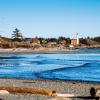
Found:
[12,28,23,41]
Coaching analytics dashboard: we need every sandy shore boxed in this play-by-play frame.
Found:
[0,48,73,54]
[0,79,99,100]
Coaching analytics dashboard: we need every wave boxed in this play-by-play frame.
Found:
[34,62,100,79]
[34,63,90,73]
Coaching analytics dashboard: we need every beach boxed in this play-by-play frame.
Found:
[0,0,100,100]
[0,49,100,100]
[0,78,100,100]
[0,48,73,54]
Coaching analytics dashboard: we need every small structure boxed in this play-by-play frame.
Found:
[70,33,80,47]
[71,39,77,46]
[77,33,79,45]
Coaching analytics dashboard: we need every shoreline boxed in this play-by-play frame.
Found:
[0,48,73,54]
[0,78,100,100]
[0,47,99,54]
[1,77,100,84]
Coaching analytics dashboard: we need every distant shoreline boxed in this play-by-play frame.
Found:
[0,47,100,54]
[0,47,74,54]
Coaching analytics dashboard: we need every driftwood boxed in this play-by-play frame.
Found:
[56,93,75,97]
[90,87,100,97]
[96,88,100,98]
[0,90,9,95]
[0,86,56,96]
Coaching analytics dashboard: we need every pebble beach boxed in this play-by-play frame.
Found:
[0,79,100,100]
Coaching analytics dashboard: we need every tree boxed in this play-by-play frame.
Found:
[93,37,100,43]
[57,36,66,44]
[12,28,23,41]
[46,38,57,43]
[58,36,66,41]
[66,38,71,44]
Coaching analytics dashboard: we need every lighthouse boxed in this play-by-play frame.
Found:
[77,33,79,45]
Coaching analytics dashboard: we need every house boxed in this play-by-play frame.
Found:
[70,33,80,46]
[71,39,77,46]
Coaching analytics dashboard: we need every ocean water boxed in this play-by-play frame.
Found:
[0,48,100,82]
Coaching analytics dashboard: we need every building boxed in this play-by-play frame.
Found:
[71,39,77,46]
[70,33,80,46]
[77,33,79,45]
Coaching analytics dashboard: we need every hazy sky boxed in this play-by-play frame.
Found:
[0,0,100,38]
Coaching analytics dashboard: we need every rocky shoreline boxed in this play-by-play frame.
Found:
[0,78,100,100]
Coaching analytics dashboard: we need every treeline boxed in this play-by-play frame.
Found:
[80,37,100,45]
[0,28,100,48]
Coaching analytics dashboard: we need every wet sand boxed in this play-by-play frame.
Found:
[0,79,100,100]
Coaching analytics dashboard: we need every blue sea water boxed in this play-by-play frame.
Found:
[0,48,100,82]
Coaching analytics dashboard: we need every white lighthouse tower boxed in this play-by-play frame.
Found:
[77,33,79,45]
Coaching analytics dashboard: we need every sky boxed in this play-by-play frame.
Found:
[0,0,100,38]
